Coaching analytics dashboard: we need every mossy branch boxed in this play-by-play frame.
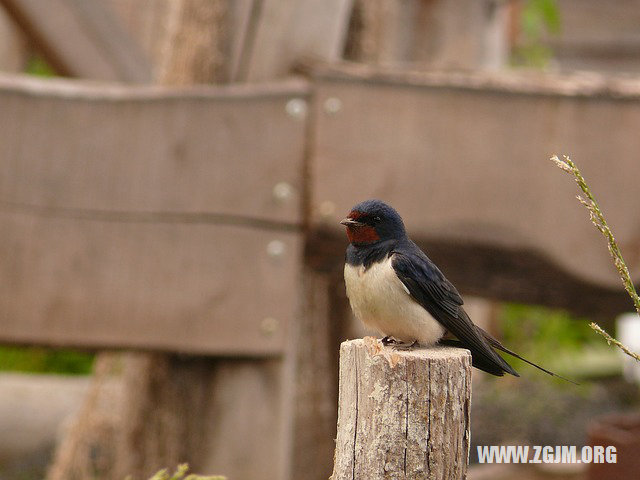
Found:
[551,154,640,362]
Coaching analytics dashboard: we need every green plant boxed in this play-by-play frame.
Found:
[0,345,94,375]
[25,55,57,77]
[501,304,602,353]
[499,303,620,378]
[551,154,640,362]
[145,464,225,480]
[512,0,561,68]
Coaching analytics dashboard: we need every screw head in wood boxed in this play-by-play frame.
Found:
[285,98,308,120]
[324,97,342,114]
[266,239,286,260]
[272,181,294,203]
[260,317,279,336]
[318,200,336,218]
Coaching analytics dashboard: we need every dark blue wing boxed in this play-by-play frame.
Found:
[391,245,518,376]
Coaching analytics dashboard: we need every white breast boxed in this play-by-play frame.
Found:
[343,255,445,345]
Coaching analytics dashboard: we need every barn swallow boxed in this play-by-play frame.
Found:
[341,199,571,380]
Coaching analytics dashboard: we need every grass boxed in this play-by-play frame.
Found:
[144,464,225,480]
[499,303,621,378]
[25,55,57,77]
[551,154,640,362]
[511,0,561,68]
[0,345,94,375]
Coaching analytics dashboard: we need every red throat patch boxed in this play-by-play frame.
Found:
[346,225,380,244]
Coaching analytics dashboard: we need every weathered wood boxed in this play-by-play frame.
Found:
[106,0,172,78]
[0,211,299,355]
[345,0,507,69]
[196,359,290,479]
[243,0,354,81]
[155,0,229,85]
[39,5,308,479]
[544,0,640,74]
[288,267,339,480]
[0,7,27,72]
[227,0,257,82]
[113,354,292,480]
[47,354,122,480]
[0,73,307,222]
[0,0,152,82]
[309,62,640,313]
[0,74,308,353]
[331,337,471,479]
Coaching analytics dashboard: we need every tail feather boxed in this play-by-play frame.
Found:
[476,326,579,385]
[438,338,519,377]
[440,327,578,384]
[445,307,521,377]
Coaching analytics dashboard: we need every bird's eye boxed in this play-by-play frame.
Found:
[373,216,381,223]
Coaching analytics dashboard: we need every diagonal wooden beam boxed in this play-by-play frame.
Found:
[0,0,152,82]
[242,0,354,82]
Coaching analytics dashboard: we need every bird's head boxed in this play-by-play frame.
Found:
[340,199,406,246]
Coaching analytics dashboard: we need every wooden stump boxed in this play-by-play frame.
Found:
[331,337,471,480]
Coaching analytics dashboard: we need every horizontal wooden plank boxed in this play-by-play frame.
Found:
[310,64,640,293]
[542,0,640,73]
[308,61,640,97]
[0,0,152,82]
[0,209,300,355]
[0,73,309,225]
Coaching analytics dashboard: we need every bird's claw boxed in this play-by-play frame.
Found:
[381,337,418,350]
[392,339,418,351]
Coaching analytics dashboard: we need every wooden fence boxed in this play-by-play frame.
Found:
[0,74,307,356]
[1,61,640,480]
[1,1,640,479]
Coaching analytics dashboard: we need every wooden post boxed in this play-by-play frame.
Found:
[331,337,471,480]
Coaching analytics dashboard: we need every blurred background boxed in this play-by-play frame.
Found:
[0,0,640,479]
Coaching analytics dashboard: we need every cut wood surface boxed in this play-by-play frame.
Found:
[331,337,471,480]
[310,63,640,297]
[0,0,152,82]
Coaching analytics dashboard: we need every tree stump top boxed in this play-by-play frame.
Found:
[332,337,472,480]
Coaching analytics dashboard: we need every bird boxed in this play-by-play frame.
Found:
[341,198,571,380]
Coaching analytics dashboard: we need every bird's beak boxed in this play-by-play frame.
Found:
[340,217,365,227]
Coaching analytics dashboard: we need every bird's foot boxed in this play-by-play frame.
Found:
[392,339,419,351]
[380,336,418,350]
[381,336,398,346]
